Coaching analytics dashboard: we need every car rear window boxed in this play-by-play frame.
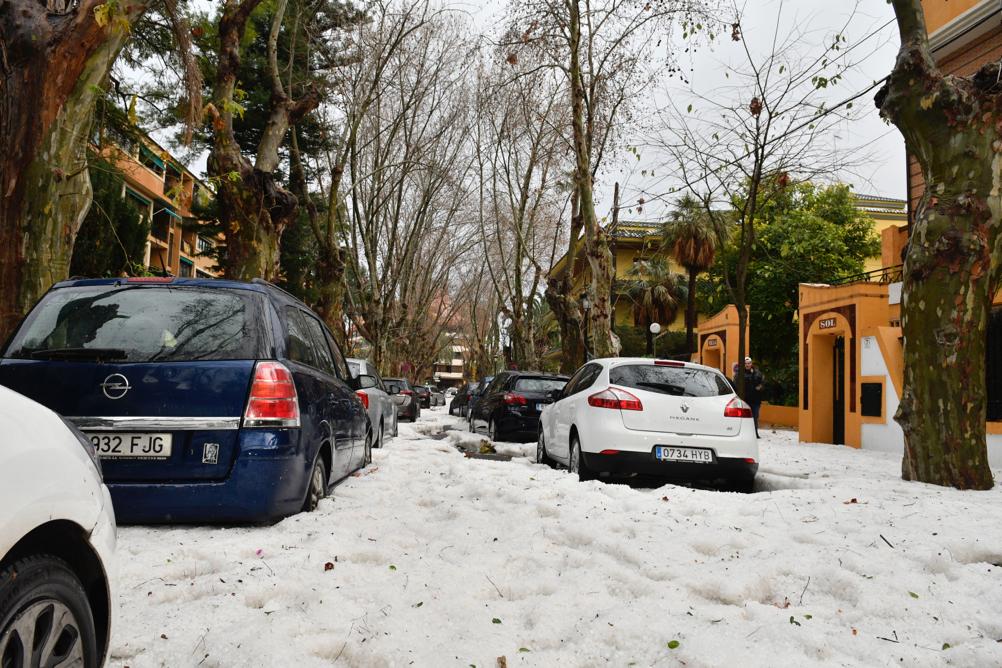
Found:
[5,285,265,362]
[610,364,732,397]
[514,377,566,392]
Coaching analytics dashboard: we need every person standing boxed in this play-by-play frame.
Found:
[733,356,765,438]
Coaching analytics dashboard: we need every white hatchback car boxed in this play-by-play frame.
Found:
[0,386,116,667]
[537,358,758,491]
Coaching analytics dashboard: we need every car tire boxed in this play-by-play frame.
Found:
[303,454,328,512]
[569,435,594,482]
[536,432,555,467]
[375,421,384,449]
[363,430,373,467]
[0,554,99,668]
[727,478,755,494]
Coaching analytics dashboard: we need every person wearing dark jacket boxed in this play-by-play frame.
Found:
[733,356,765,438]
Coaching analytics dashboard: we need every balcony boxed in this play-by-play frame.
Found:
[830,264,903,287]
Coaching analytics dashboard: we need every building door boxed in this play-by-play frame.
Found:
[832,336,846,445]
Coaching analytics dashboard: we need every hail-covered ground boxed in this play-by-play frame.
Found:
[109,407,1002,667]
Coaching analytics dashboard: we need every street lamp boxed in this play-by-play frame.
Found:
[649,322,661,358]
[580,292,592,360]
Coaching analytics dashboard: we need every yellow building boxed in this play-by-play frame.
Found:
[95,125,221,278]
[854,194,907,273]
[795,1,1002,466]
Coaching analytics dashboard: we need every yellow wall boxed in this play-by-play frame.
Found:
[922,0,984,35]
[695,306,748,373]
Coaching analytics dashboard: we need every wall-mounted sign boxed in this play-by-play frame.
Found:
[819,317,837,330]
[706,338,718,347]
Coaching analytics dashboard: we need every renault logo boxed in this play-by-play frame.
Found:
[680,401,690,413]
[100,373,131,400]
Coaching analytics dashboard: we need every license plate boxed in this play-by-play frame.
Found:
[86,432,173,459]
[537,403,545,412]
[655,446,713,464]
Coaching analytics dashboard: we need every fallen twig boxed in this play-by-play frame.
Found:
[486,574,504,599]
[798,576,811,606]
[880,534,895,549]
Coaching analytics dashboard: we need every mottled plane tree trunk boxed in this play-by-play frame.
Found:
[0,0,148,339]
[876,0,995,489]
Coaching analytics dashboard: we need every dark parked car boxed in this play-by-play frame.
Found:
[0,277,371,523]
[466,375,494,430]
[449,382,471,416]
[384,377,421,421]
[414,384,432,408]
[470,371,569,442]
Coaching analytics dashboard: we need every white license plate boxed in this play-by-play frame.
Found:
[87,432,173,459]
[537,403,546,412]
[655,446,713,464]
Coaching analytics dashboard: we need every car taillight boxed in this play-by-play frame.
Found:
[356,390,369,409]
[503,392,527,405]
[587,387,643,411]
[400,389,414,396]
[244,361,300,427]
[724,397,753,418]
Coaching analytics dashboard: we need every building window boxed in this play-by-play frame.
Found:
[139,146,166,178]
[125,188,152,222]
[179,258,194,278]
[197,236,214,254]
[987,308,1002,421]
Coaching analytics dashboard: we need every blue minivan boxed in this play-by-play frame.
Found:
[0,277,371,523]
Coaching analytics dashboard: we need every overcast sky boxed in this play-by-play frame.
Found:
[169,0,906,220]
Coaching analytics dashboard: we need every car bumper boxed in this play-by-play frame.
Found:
[107,431,309,523]
[581,450,758,481]
[497,415,541,442]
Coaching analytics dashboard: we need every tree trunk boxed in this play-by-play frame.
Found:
[0,0,147,339]
[546,275,583,374]
[686,267,698,354]
[644,324,653,356]
[568,0,614,359]
[875,0,995,489]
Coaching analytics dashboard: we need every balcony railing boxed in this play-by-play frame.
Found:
[830,264,903,287]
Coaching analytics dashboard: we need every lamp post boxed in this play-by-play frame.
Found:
[580,292,592,360]
[649,322,661,359]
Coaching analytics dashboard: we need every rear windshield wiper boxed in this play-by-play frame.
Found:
[27,347,128,361]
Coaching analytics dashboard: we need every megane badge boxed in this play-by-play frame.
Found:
[100,373,131,400]
[680,401,690,413]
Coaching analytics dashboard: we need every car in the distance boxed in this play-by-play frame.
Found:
[348,358,398,448]
[537,358,758,492]
[466,375,494,430]
[414,384,432,408]
[470,371,568,442]
[423,385,444,407]
[1,386,116,668]
[449,383,471,416]
[0,277,371,523]
[384,377,421,422]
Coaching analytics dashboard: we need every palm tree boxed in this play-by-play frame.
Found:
[662,195,720,355]
[625,259,687,356]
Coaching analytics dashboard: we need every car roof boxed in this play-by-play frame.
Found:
[51,277,312,311]
[505,371,569,380]
[597,357,724,375]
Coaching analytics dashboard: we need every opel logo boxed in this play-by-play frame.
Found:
[100,373,131,400]
[680,401,690,413]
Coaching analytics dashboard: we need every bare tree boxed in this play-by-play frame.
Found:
[472,53,571,370]
[651,4,870,395]
[505,0,714,366]
[875,0,996,489]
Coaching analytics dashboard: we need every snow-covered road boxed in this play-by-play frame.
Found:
[109,408,1002,667]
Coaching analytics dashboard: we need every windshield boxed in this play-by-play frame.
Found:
[610,364,732,398]
[5,285,265,363]
[514,377,566,393]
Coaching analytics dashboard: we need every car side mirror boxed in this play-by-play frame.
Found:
[545,389,560,402]
[359,374,378,390]
[387,385,399,395]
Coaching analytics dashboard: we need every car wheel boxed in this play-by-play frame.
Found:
[363,430,373,467]
[569,435,594,482]
[302,454,328,512]
[536,432,554,467]
[0,555,99,668]
[726,478,755,494]
[376,421,384,449]
[489,419,503,442]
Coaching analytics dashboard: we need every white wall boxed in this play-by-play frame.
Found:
[859,336,905,455]
[859,335,1002,467]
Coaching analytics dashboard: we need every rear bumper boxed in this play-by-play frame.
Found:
[497,415,541,442]
[107,431,309,523]
[582,450,758,481]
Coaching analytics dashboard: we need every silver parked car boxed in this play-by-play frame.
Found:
[348,358,399,448]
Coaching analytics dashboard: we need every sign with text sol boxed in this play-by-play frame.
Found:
[818,317,838,330]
